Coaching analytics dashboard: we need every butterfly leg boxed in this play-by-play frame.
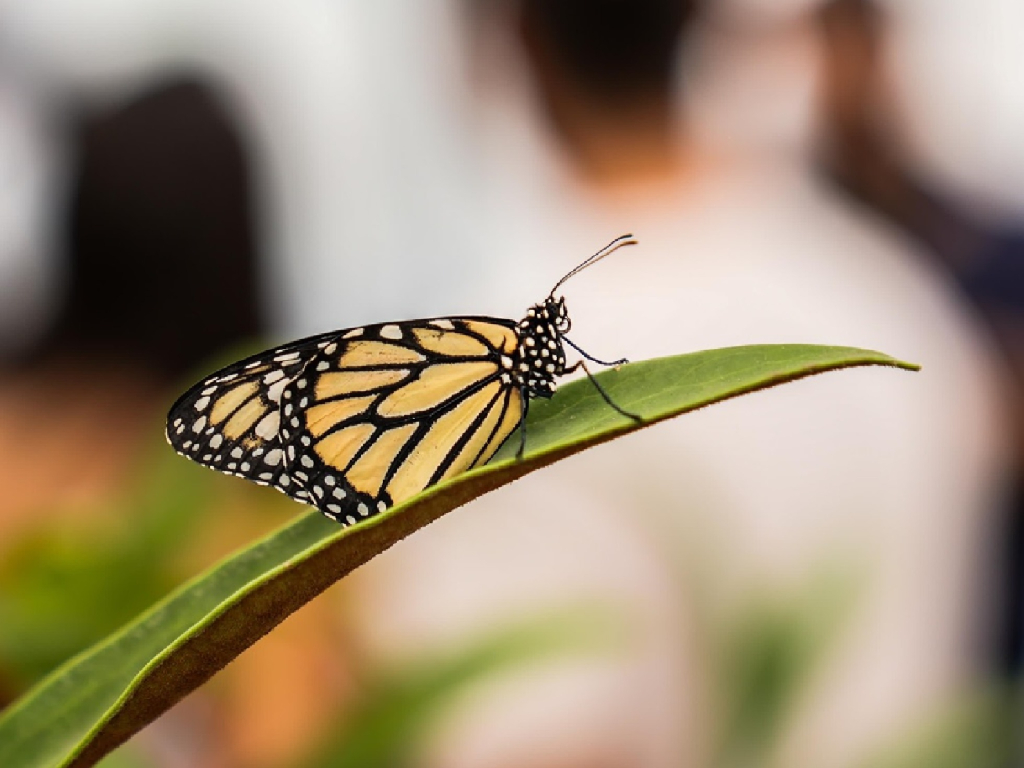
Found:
[516,391,531,460]
[567,360,642,422]
[563,336,628,367]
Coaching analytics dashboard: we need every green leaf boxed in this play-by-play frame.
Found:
[0,345,916,768]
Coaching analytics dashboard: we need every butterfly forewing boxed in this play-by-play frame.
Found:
[167,317,525,525]
[166,331,340,502]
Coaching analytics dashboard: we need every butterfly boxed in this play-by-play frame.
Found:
[166,234,640,526]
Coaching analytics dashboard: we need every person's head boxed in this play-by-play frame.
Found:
[516,0,702,180]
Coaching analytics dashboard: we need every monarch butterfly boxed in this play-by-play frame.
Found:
[166,235,640,526]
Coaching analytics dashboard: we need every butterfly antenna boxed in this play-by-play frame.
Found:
[549,234,637,297]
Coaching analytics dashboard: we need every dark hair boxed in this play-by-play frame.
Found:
[521,0,701,103]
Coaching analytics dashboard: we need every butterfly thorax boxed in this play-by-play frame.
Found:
[509,296,569,399]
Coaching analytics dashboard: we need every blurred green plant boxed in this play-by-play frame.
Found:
[0,345,917,768]
[293,606,622,768]
[0,448,216,691]
[710,563,862,768]
[691,559,1018,768]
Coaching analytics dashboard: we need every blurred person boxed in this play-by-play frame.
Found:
[340,1,1013,767]
[813,0,1024,680]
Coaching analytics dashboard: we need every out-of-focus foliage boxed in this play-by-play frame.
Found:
[689,558,1017,768]
[710,563,862,768]
[293,607,622,768]
[0,448,216,689]
[856,687,1018,768]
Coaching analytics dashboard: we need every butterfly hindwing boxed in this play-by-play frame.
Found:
[280,318,523,523]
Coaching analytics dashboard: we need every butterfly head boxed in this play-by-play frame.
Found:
[548,295,571,334]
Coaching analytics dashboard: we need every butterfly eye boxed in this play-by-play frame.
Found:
[546,297,570,333]
[556,305,571,333]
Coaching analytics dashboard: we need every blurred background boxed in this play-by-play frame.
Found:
[1,0,1023,766]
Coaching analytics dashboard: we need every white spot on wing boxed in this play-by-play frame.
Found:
[430,319,455,330]
[192,416,207,433]
[264,449,283,466]
[263,370,285,385]
[255,411,281,440]
[194,397,210,411]
[380,324,402,340]
[343,328,364,339]
[266,379,288,403]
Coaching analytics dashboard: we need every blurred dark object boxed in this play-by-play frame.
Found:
[815,0,1024,682]
[816,0,987,270]
[45,77,262,379]
[517,0,702,182]
[518,0,699,104]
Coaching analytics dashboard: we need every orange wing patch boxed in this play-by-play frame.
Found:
[439,389,511,482]
[376,361,497,418]
[339,340,426,367]
[412,327,491,357]
[315,423,375,471]
[223,398,267,440]
[479,388,522,462]
[210,381,259,424]
[385,380,503,504]
[347,424,419,497]
[305,395,377,438]
[315,369,410,400]
[461,321,518,353]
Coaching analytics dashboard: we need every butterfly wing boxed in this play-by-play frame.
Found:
[281,318,523,524]
[166,330,339,503]
[167,318,525,524]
